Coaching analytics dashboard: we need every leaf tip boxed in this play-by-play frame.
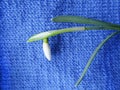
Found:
[51,17,56,22]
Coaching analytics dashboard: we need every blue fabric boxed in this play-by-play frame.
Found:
[0,0,120,90]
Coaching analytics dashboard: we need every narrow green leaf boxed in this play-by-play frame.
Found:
[75,31,120,87]
[52,16,120,30]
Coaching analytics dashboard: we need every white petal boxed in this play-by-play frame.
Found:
[43,42,51,61]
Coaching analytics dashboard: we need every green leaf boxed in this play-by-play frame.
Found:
[52,16,120,30]
[75,31,120,87]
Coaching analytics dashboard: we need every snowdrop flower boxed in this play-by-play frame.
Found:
[27,15,120,87]
[27,27,86,61]
[42,39,51,61]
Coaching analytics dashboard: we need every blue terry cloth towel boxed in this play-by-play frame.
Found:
[0,0,120,90]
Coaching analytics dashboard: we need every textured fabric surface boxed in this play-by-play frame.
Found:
[0,0,120,90]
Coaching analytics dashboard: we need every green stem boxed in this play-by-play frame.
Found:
[27,26,108,42]
[75,31,120,87]
[50,26,106,35]
[43,38,48,43]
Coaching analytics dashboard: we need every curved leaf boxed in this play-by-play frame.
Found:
[75,31,120,87]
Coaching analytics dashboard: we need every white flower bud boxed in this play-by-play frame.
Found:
[43,42,51,61]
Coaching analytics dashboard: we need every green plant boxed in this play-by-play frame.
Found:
[27,16,120,87]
